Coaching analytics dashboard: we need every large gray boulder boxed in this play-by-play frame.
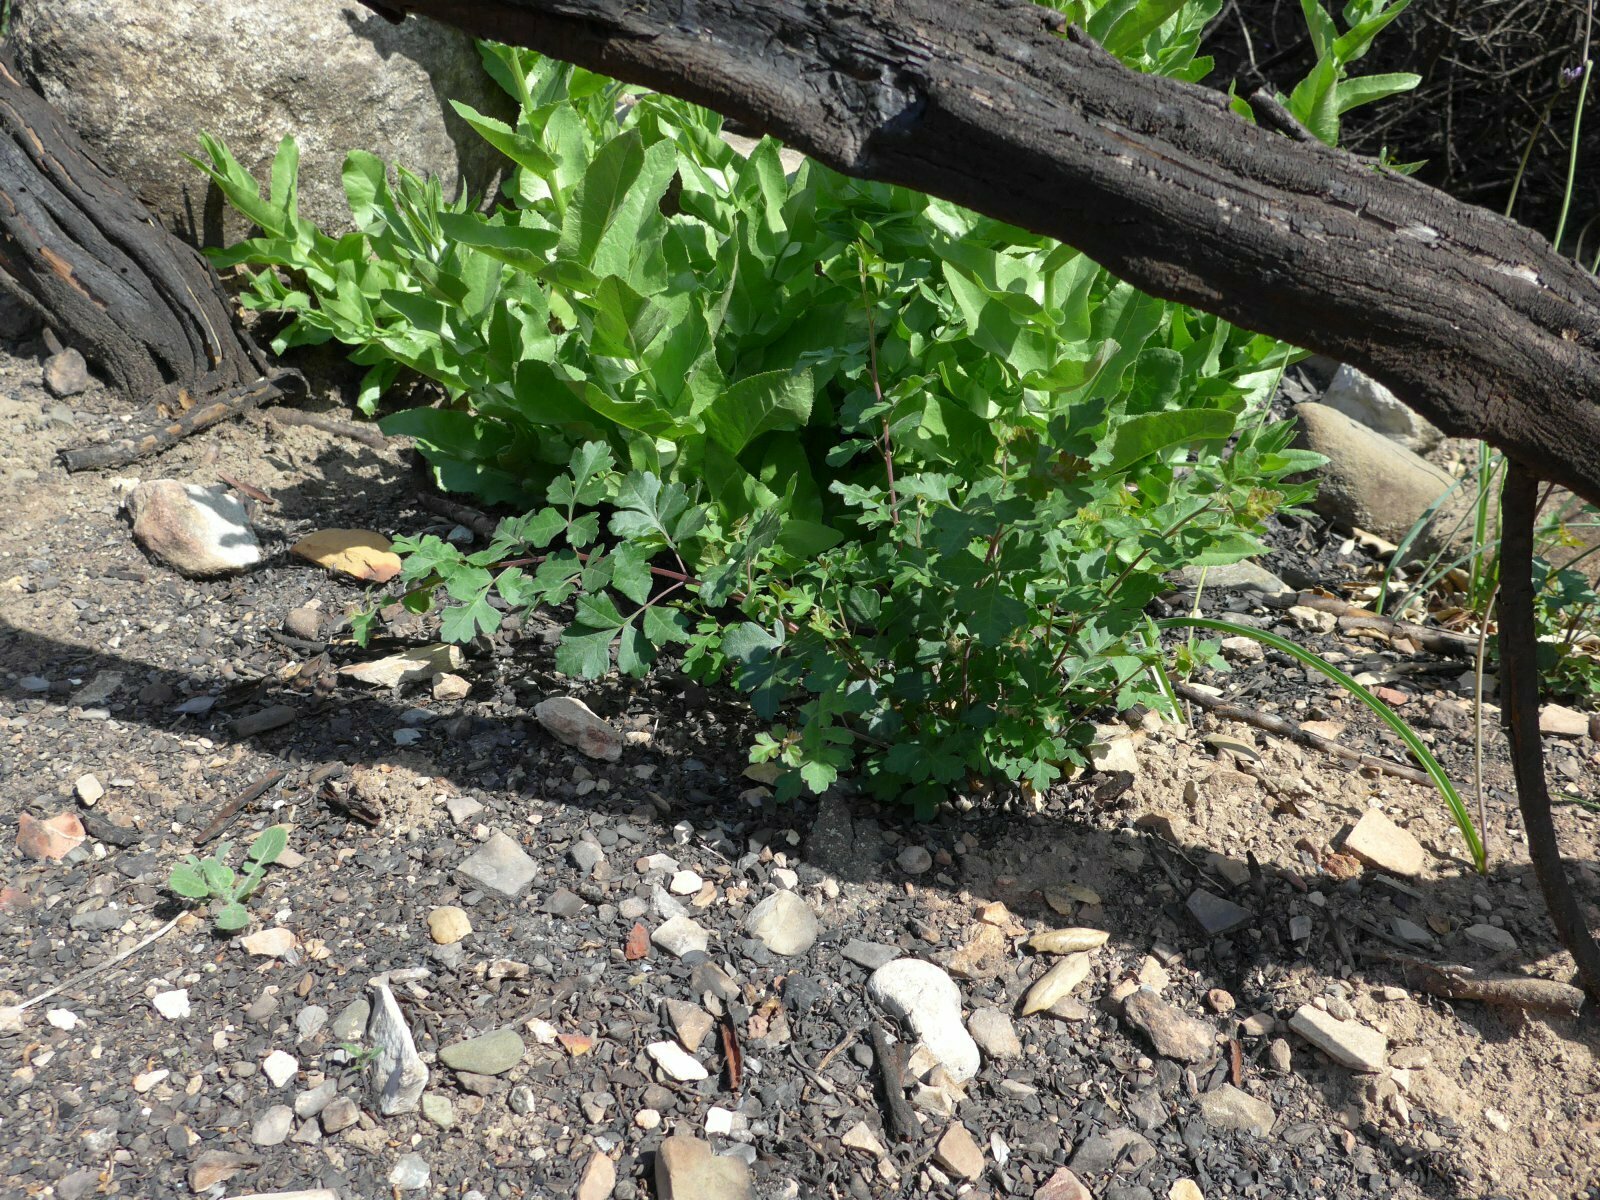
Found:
[11,0,511,248]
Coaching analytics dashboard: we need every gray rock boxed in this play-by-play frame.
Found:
[1391,918,1434,947]
[55,1170,98,1200]
[331,997,369,1043]
[389,1152,431,1191]
[652,914,710,958]
[896,845,933,874]
[438,1028,524,1076]
[744,890,819,956]
[1197,1084,1276,1136]
[421,1093,455,1129]
[233,705,298,737]
[967,1007,1022,1060]
[1176,560,1291,596]
[1319,364,1442,453]
[1186,889,1252,936]
[295,1004,329,1041]
[125,480,261,576]
[842,938,900,971]
[1069,1127,1156,1175]
[43,347,91,398]
[365,982,429,1115]
[446,795,484,826]
[294,1079,337,1119]
[1122,988,1215,1063]
[457,831,538,898]
[542,887,586,918]
[1464,923,1519,954]
[1342,808,1426,876]
[867,959,979,1083]
[319,1095,360,1133]
[11,0,510,248]
[251,1105,294,1146]
[283,605,322,640]
[1268,1037,1293,1073]
[570,841,605,874]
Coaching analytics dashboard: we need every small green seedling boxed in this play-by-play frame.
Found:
[339,1041,383,1070]
[168,825,289,932]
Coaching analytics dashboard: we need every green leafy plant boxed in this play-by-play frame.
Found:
[1278,0,1422,146]
[339,1041,383,1069]
[191,3,1427,814]
[168,826,289,932]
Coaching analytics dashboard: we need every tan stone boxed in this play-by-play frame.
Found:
[576,1152,616,1200]
[1034,1167,1092,1200]
[1025,927,1109,954]
[654,1135,751,1200]
[426,906,472,945]
[16,812,85,861]
[1341,809,1425,876]
[1021,953,1092,1015]
[933,1123,985,1181]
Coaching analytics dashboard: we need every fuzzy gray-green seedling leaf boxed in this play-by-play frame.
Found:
[214,902,251,932]
[200,858,236,896]
[169,864,211,900]
[247,825,289,866]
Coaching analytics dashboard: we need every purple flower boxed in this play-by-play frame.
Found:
[1564,63,1588,84]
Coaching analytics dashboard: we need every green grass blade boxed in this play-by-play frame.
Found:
[1159,614,1486,873]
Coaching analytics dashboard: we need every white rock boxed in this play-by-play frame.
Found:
[251,1104,294,1146]
[646,1040,709,1082]
[74,774,104,806]
[1539,704,1591,737]
[744,890,819,956]
[152,989,191,1020]
[669,870,704,896]
[46,1008,80,1031]
[1342,809,1425,877]
[1320,364,1443,453]
[366,982,429,1114]
[262,1050,298,1087]
[867,959,980,1083]
[535,696,622,761]
[241,927,298,958]
[1089,732,1140,775]
[340,643,461,689]
[651,914,710,958]
[126,480,262,575]
[1288,1004,1386,1072]
[1463,923,1519,954]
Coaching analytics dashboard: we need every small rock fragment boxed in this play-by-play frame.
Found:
[576,1151,617,1200]
[744,890,819,956]
[152,989,190,1020]
[432,672,471,701]
[1021,953,1092,1015]
[1540,704,1591,737]
[252,1105,294,1146]
[1463,923,1519,953]
[340,643,462,689]
[1341,809,1425,876]
[438,1028,525,1076]
[652,914,711,958]
[320,1095,360,1133]
[1197,1083,1276,1136]
[663,998,715,1054]
[421,1093,456,1129]
[241,928,298,958]
[1070,1127,1156,1175]
[187,1150,258,1192]
[456,830,538,898]
[43,346,91,396]
[897,845,933,874]
[1288,1004,1387,1071]
[1026,927,1109,954]
[1169,1181,1206,1200]
[262,1050,298,1087]
[1123,988,1216,1063]
[16,811,86,861]
[841,1120,887,1158]
[1186,889,1253,936]
[283,604,323,640]
[647,1040,709,1082]
[654,1134,751,1200]
[127,480,261,576]
[291,529,402,583]
[74,774,104,806]
[427,906,472,945]
[388,1152,430,1191]
[967,1007,1023,1060]
[1034,1167,1092,1200]
[535,696,622,761]
[934,1123,985,1181]
[867,959,979,1083]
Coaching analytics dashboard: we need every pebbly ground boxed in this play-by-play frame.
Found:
[1,329,1599,1200]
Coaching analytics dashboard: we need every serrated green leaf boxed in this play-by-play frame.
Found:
[555,626,615,677]
[576,591,627,629]
[702,368,814,456]
[643,605,691,645]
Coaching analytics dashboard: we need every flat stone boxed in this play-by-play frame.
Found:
[1021,953,1092,1015]
[570,842,605,874]
[319,1095,360,1133]
[446,796,484,826]
[233,705,298,737]
[1123,989,1215,1063]
[389,1152,430,1191]
[654,1134,752,1200]
[867,959,979,1084]
[1463,923,1519,954]
[933,1123,985,1181]
[427,906,472,945]
[421,1093,455,1129]
[251,1105,294,1146]
[663,997,714,1054]
[647,1040,709,1082]
[1070,1127,1156,1175]
[456,831,538,898]
[535,696,622,761]
[284,604,323,639]
[126,480,261,575]
[1186,889,1253,935]
[340,643,461,689]
[840,1120,887,1158]
[1342,809,1425,877]
[331,998,369,1042]
[262,1050,298,1087]
[1288,1004,1387,1071]
[366,982,429,1114]
[1035,1167,1094,1200]
[438,1028,524,1076]
[744,890,818,956]
[295,1079,338,1119]
[842,938,900,970]
[1169,1181,1206,1200]
[1319,363,1442,453]
[74,774,104,806]
[241,927,298,958]
[542,887,586,918]
[1177,560,1290,595]
[1391,917,1433,946]
[16,811,85,861]
[295,1005,328,1041]
[652,914,710,958]
[1539,704,1591,737]
[432,672,471,701]
[897,845,933,874]
[152,989,190,1020]
[967,1007,1023,1060]
[577,1151,617,1200]
[1197,1084,1275,1136]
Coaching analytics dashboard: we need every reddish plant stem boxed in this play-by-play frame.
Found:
[857,256,899,526]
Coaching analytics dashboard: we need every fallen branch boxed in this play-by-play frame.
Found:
[1376,954,1585,1015]
[194,769,286,846]
[266,406,391,450]
[1174,680,1433,787]
[1290,592,1480,658]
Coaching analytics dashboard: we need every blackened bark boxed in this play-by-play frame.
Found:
[363,0,1600,515]
[0,49,273,413]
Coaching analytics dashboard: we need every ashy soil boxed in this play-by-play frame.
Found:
[1,329,1599,1200]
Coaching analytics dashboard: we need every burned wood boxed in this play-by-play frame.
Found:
[1377,954,1585,1015]
[194,769,286,846]
[266,406,391,450]
[1290,593,1480,657]
[868,1024,918,1142]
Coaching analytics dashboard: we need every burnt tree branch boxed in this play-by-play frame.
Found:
[364,0,1600,514]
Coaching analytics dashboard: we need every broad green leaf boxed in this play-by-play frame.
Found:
[702,368,815,456]
[437,210,559,272]
[1335,72,1421,116]
[557,132,677,279]
[1100,409,1237,473]
[247,825,288,865]
[169,865,210,900]
[200,859,235,896]
[556,626,616,677]
[610,542,655,605]
[215,902,251,932]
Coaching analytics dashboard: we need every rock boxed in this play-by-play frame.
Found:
[46,1008,80,1031]
[232,705,298,737]
[54,1169,98,1200]
[295,1079,337,1119]
[421,1092,456,1129]
[340,643,462,689]
[1268,1038,1293,1073]
[1288,1004,1387,1071]
[967,1007,1023,1059]
[535,696,622,761]
[319,1095,360,1133]
[1186,889,1253,936]
[542,887,586,917]
[1021,953,1093,1015]
[251,1105,294,1146]
[843,938,900,971]
[646,1040,709,1082]
[438,1028,524,1076]
[262,1050,298,1087]
[1341,809,1425,877]
[577,1152,617,1200]
[744,890,818,956]
[388,1152,431,1191]
[1176,560,1290,595]
[366,982,429,1115]
[867,959,980,1083]
[290,529,402,583]
[1168,1182,1205,1200]
[1293,400,1466,540]
[1026,927,1109,954]
[1319,364,1442,453]
[570,841,605,874]
[1463,923,1519,953]
[669,869,703,895]
[17,811,86,861]
[283,605,323,640]
[1123,989,1216,1063]
[1204,989,1235,1015]
[807,791,882,881]
[152,989,190,1020]
[11,1,509,247]
[187,1150,258,1192]
[934,1123,985,1181]
[654,1134,752,1200]
[456,830,538,898]
[663,998,715,1054]
[427,906,472,945]
[841,1121,886,1157]
[431,672,471,701]
[1035,1167,1094,1200]
[241,928,297,958]
[42,346,92,397]
[331,998,369,1043]
[1089,732,1140,775]
[1070,1127,1156,1175]
[1539,704,1591,737]
[1197,1084,1275,1136]
[74,774,104,806]
[126,481,261,575]
[1391,917,1434,947]
[652,914,710,958]
[896,844,933,874]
